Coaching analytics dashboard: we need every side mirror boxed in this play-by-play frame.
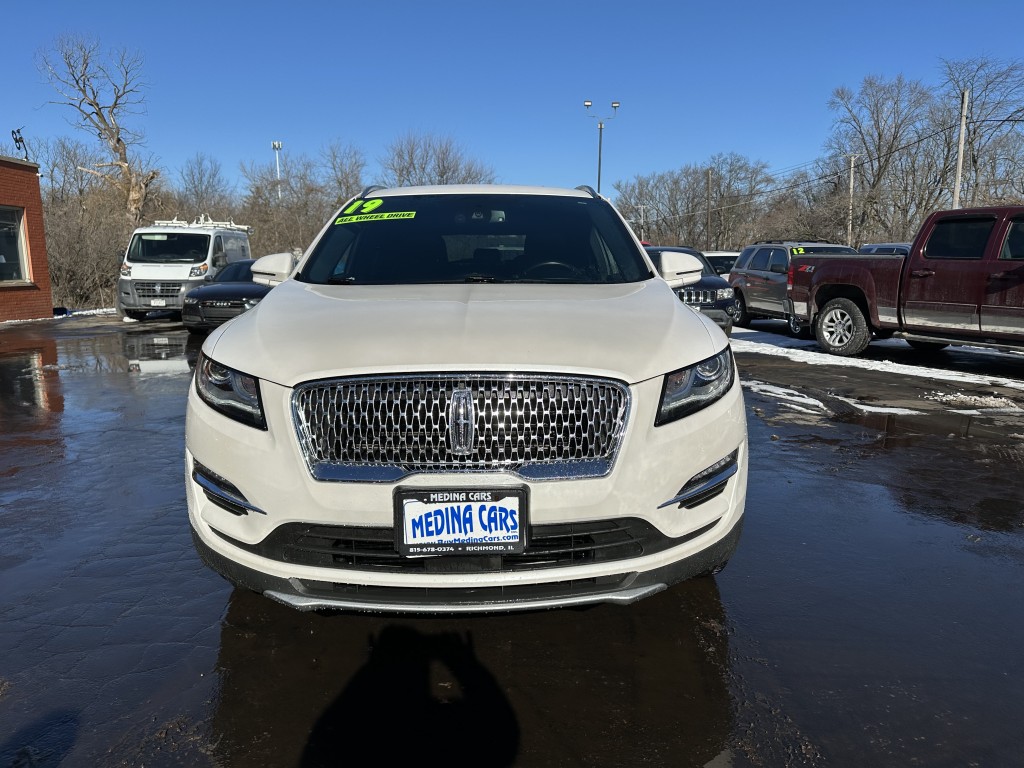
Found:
[769,263,788,274]
[251,252,295,286]
[657,251,703,289]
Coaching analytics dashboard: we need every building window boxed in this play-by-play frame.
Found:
[0,207,27,281]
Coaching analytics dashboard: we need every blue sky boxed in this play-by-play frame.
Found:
[5,0,1019,197]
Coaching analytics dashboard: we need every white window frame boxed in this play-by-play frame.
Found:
[0,206,28,282]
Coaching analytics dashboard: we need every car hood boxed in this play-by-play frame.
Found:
[205,279,725,387]
[187,282,272,301]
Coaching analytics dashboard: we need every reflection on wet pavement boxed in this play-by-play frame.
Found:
[212,582,732,767]
[3,316,1024,766]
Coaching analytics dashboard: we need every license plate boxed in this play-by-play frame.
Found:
[150,298,166,307]
[394,488,527,556]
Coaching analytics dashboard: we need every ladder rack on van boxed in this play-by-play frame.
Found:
[151,214,253,234]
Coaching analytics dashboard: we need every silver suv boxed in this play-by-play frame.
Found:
[728,240,856,333]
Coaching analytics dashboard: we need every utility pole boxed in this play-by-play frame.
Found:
[706,168,713,250]
[952,89,969,209]
[846,154,861,247]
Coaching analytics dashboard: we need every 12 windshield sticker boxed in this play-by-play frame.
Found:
[335,198,417,225]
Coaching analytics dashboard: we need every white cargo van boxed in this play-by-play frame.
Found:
[117,215,253,320]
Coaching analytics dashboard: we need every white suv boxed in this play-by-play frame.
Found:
[185,184,748,614]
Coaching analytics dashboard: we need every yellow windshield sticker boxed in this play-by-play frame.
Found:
[335,211,416,224]
[335,197,415,224]
[791,247,806,255]
[342,198,384,215]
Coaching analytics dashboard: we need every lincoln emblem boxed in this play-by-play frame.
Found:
[448,388,476,456]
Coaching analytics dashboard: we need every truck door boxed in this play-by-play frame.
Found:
[901,215,996,336]
[980,216,1024,338]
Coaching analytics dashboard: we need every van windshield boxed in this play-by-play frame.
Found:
[127,233,210,264]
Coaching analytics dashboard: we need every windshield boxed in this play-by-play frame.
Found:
[298,193,653,285]
[126,232,211,264]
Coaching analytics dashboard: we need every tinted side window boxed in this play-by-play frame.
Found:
[767,248,788,271]
[999,218,1024,260]
[748,248,771,271]
[734,246,756,270]
[924,218,995,260]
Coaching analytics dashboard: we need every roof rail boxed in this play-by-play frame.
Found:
[575,185,600,198]
[150,214,253,234]
[359,185,386,197]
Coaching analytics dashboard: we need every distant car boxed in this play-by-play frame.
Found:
[858,242,912,255]
[646,246,736,335]
[702,250,741,276]
[728,240,857,333]
[181,259,271,334]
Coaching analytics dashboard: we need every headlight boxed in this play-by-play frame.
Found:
[120,263,131,277]
[195,353,266,429]
[183,296,199,305]
[655,348,735,426]
[717,288,734,300]
[190,263,210,278]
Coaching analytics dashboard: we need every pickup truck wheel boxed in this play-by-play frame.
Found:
[733,293,750,327]
[815,298,870,356]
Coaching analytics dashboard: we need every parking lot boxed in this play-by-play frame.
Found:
[2,314,1023,767]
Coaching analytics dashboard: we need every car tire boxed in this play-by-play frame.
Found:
[906,340,949,352]
[733,293,750,327]
[815,298,871,356]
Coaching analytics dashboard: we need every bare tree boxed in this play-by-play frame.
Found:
[941,57,1024,205]
[36,136,131,308]
[38,35,159,227]
[378,134,495,187]
[614,154,773,248]
[322,141,366,205]
[826,74,934,237]
[176,152,234,218]
[239,153,336,256]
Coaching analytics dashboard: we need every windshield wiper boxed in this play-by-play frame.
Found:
[326,275,356,284]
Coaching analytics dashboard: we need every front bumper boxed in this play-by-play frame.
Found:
[185,374,748,614]
[118,277,205,311]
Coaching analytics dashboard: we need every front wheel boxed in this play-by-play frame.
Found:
[733,293,750,327]
[815,298,871,356]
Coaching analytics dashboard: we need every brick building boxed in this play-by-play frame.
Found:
[0,155,54,322]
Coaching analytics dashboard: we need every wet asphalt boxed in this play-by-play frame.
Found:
[1,314,1023,767]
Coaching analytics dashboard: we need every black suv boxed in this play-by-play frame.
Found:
[646,246,736,335]
[728,240,856,333]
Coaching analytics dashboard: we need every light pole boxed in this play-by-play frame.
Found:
[272,141,283,200]
[583,100,620,193]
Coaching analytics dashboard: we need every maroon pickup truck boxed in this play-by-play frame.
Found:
[786,205,1024,356]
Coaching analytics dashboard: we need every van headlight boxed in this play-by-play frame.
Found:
[190,263,210,278]
[655,349,735,426]
[195,353,266,430]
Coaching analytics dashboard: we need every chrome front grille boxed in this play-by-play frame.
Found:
[135,281,184,298]
[680,288,716,305]
[291,373,630,482]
